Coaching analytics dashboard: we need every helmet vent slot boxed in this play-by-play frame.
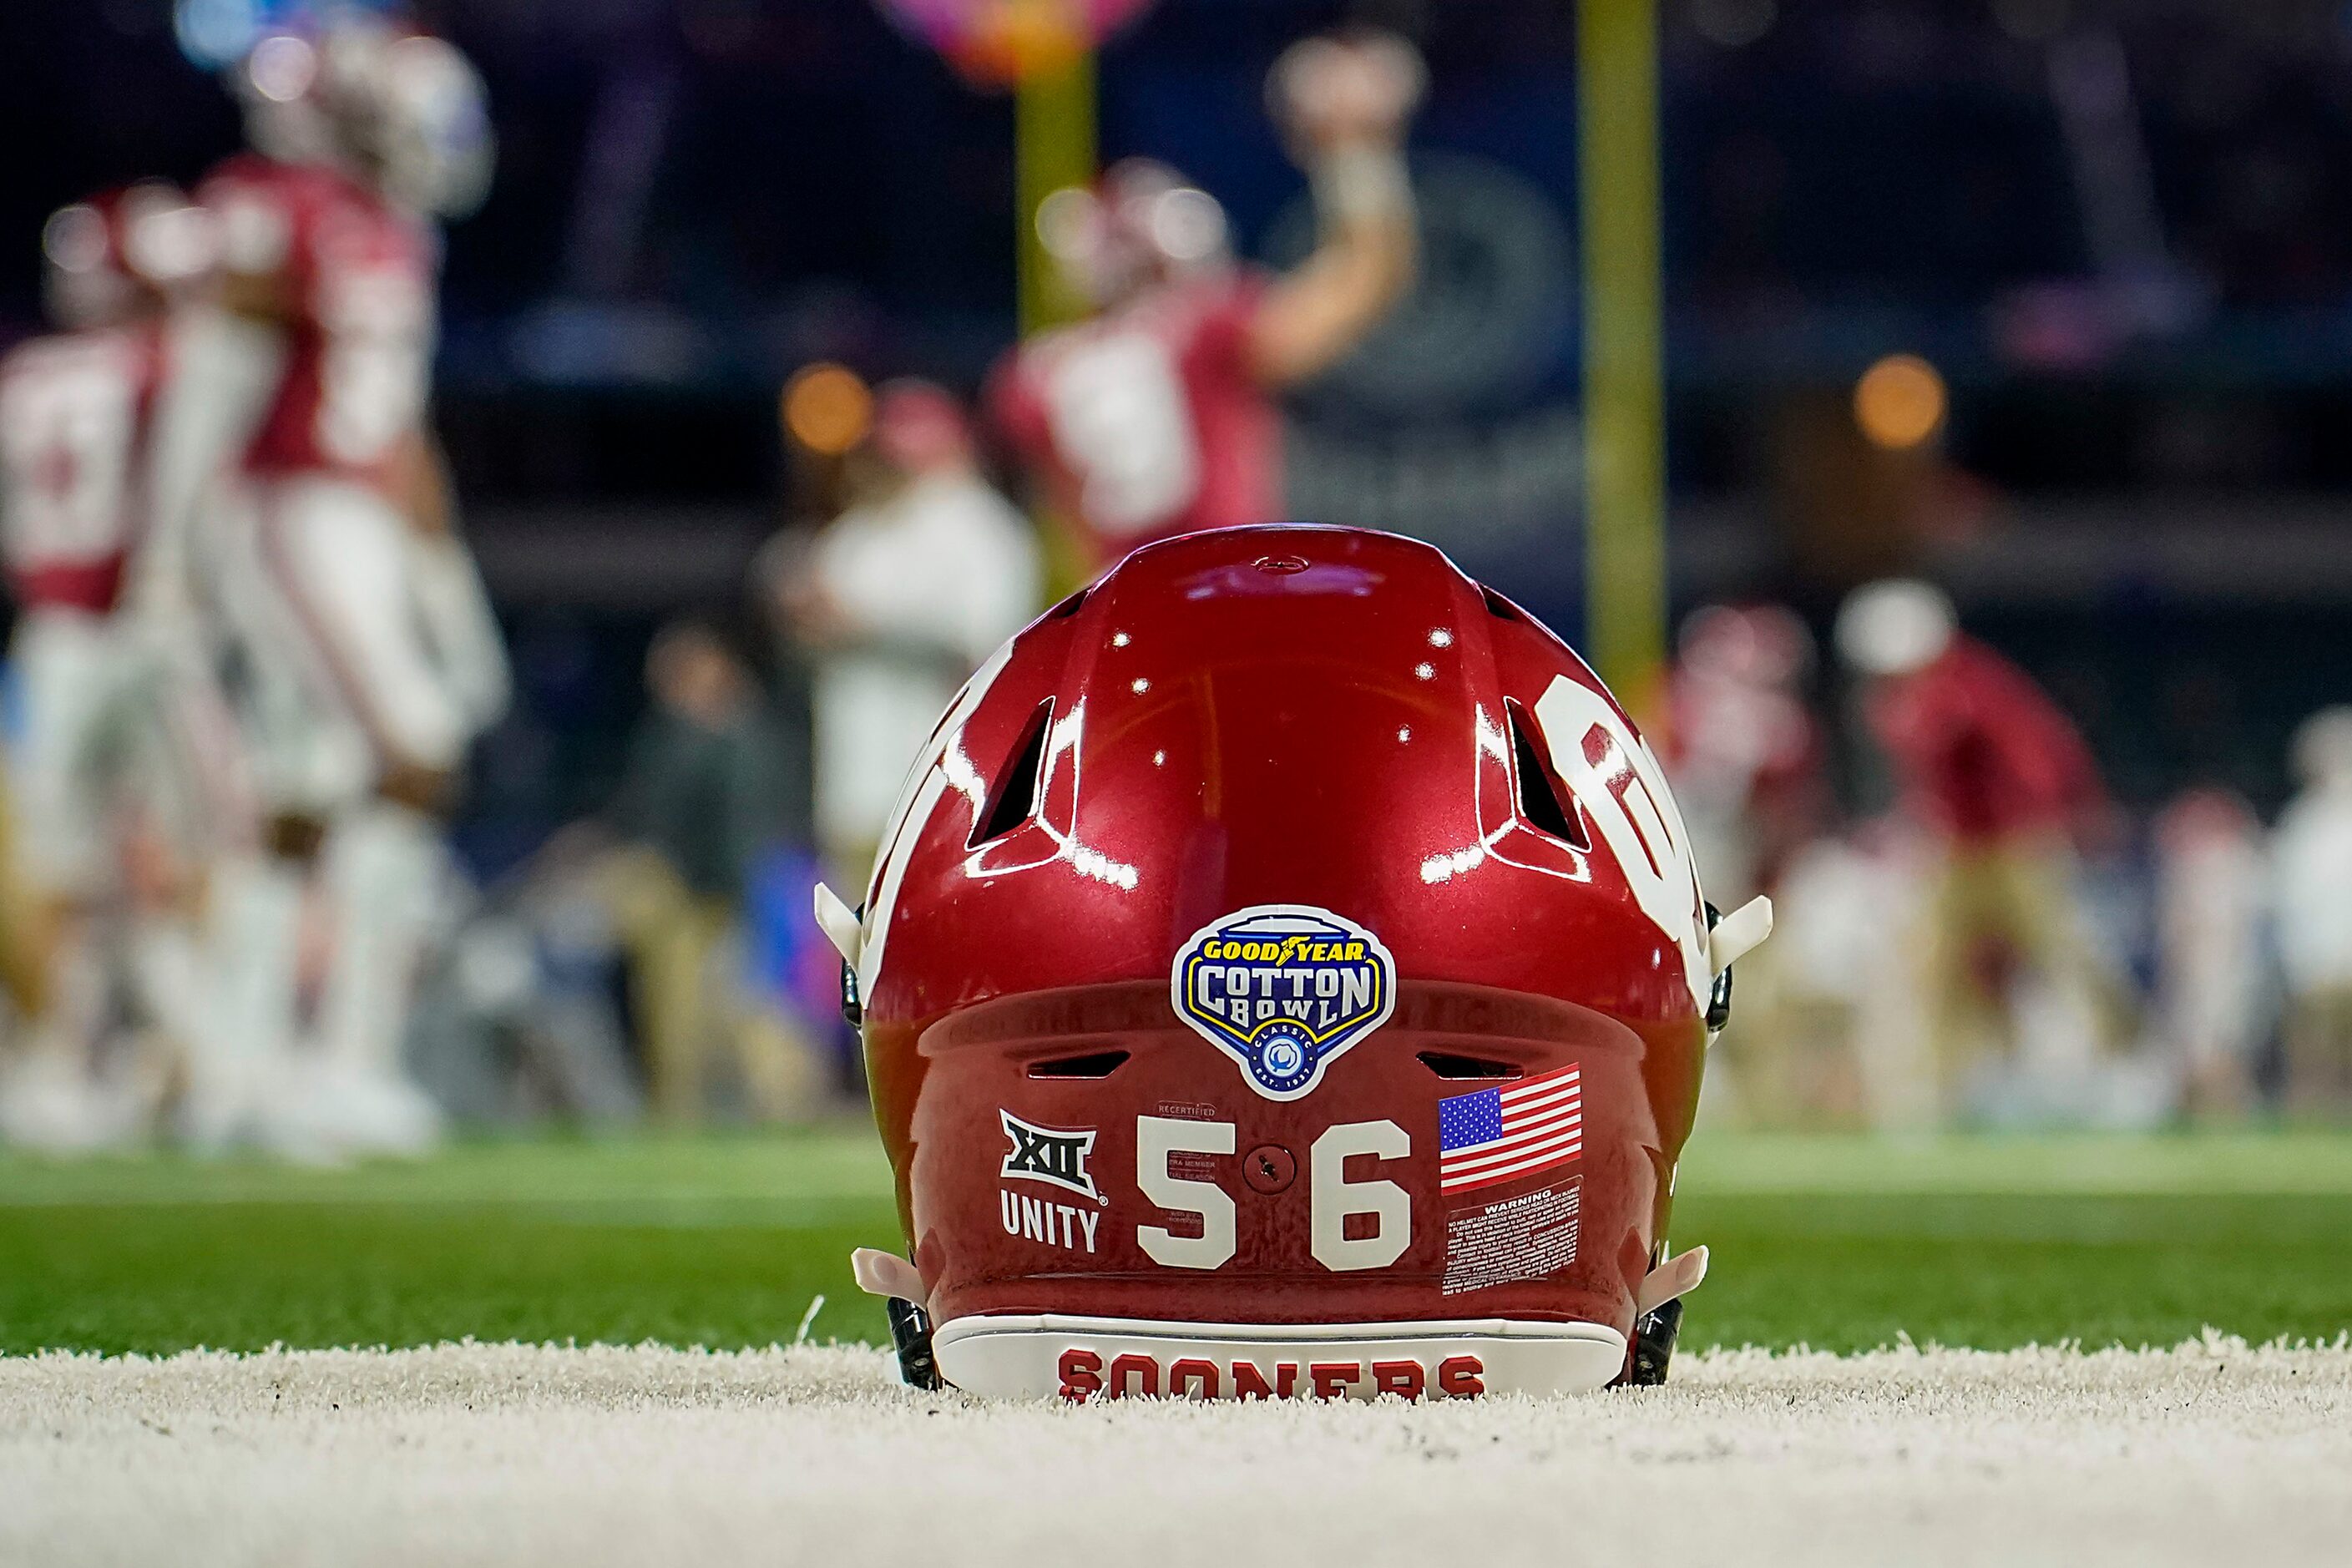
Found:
[1044,587,1089,620]
[1028,1050,1130,1080]
[1418,1050,1524,1080]
[1505,699,1589,848]
[969,699,1055,848]
[1480,586,1523,622]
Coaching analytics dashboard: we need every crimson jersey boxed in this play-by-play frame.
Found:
[0,328,164,614]
[1866,636,2106,847]
[199,154,435,490]
[990,273,1277,559]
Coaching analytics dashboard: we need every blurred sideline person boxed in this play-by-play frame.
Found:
[770,380,1039,882]
[1836,579,2127,1115]
[2150,787,2269,1120]
[990,31,1422,572]
[604,621,814,1124]
[2274,708,2352,1118]
[155,20,506,1154]
[0,185,250,1151]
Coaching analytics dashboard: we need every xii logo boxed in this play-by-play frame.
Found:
[999,1110,1103,1203]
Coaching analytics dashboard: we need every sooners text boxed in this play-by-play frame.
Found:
[1055,1348,1485,1402]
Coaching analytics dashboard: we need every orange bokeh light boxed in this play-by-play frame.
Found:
[1854,353,1948,450]
[782,363,875,456]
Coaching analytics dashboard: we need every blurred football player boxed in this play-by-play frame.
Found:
[773,380,1039,882]
[1836,579,2127,1115]
[1662,604,1831,1125]
[1664,604,1825,908]
[991,31,1422,570]
[2274,708,2352,1118]
[2151,788,2269,1120]
[0,185,242,1150]
[160,20,504,1154]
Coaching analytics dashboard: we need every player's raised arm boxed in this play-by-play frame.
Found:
[1245,31,1424,389]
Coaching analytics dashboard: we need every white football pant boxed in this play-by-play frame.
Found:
[216,477,469,817]
[212,476,474,1153]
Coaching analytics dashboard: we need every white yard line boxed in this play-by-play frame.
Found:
[3,1337,2347,1568]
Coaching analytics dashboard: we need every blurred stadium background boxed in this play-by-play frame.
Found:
[3,0,2352,1358]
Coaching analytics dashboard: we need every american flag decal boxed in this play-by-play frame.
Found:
[1437,1063,1582,1195]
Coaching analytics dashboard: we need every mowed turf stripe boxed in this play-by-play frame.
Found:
[0,1130,898,1209]
[1679,1191,2352,1353]
[8,1132,2352,1208]
[1681,1131,2352,1195]
[3,1134,2348,1358]
[0,1204,903,1355]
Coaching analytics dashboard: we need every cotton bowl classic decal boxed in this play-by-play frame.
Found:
[1171,905,1396,1100]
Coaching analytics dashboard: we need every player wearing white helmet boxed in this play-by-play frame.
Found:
[1834,579,2126,1116]
[154,18,507,1156]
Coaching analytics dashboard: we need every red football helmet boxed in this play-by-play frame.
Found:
[827,525,1770,1400]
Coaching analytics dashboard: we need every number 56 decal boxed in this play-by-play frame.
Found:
[1135,1115,1409,1272]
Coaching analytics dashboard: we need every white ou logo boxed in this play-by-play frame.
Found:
[856,641,1019,1003]
[1532,675,1711,1012]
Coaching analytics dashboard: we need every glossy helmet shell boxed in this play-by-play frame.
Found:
[857,525,1714,1398]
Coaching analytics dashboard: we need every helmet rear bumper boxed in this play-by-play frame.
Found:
[932,1311,1626,1401]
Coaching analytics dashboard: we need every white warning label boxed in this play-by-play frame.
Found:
[1441,1177,1581,1296]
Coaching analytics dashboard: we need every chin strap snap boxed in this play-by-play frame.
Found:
[850,1248,943,1391]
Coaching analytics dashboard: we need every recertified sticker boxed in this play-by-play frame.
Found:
[1441,1176,1581,1296]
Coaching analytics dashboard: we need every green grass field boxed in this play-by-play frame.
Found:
[4,1130,2349,1358]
